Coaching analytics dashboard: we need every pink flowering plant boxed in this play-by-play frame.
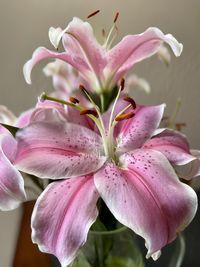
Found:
[0,11,200,267]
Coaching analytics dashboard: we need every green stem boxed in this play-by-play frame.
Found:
[42,94,82,110]
[100,93,105,113]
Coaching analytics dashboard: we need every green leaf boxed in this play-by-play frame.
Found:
[0,123,19,137]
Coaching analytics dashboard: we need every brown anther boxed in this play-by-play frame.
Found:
[102,29,106,37]
[115,111,135,121]
[113,12,119,23]
[80,109,98,118]
[120,78,125,91]
[123,96,136,109]
[87,10,100,19]
[69,96,79,104]
[175,123,186,131]
[79,84,89,95]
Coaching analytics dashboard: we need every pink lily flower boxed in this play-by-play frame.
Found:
[0,107,26,210]
[0,100,72,210]
[0,133,26,210]
[23,17,183,93]
[14,100,197,266]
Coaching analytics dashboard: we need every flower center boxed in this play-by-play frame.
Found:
[41,78,136,163]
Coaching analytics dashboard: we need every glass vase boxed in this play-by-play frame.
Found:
[71,226,145,267]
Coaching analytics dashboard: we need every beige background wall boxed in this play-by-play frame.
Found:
[0,1,200,266]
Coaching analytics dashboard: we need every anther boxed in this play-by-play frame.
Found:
[113,12,119,23]
[123,96,136,109]
[80,109,98,118]
[69,96,79,104]
[120,78,125,91]
[79,84,90,95]
[175,123,186,131]
[115,111,135,121]
[87,10,100,19]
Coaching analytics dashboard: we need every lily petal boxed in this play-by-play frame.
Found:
[65,17,106,78]
[0,105,16,125]
[94,149,197,259]
[23,47,89,84]
[30,99,68,123]
[31,175,99,267]
[117,104,165,153]
[106,27,183,80]
[15,121,106,179]
[0,134,26,210]
[143,129,196,165]
[143,129,200,179]
[67,107,94,130]
[48,27,64,49]
[15,108,34,128]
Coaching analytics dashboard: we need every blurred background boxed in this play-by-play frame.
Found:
[0,0,199,266]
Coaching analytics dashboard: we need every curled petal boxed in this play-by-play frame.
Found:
[175,150,200,180]
[117,104,165,153]
[15,121,106,179]
[157,45,171,66]
[48,27,65,49]
[31,175,99,267]
[0,134,26,210]
[106,27,183,79]
[143,129,200,179]
[125,74,151,94]
[143,129,195,165]
[94,150,197,259]
[23,47,89,84]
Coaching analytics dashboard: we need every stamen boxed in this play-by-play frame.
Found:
[113,12,119,23]
[79,84,90,95]
[115,111,135,121]
[69,96,79,104]
[40,93,80,109]
[120,78,125,91]
[175,123,186,131]
[103,15,119,50]
[80,109,98,118]
[123,96,136,109]
[87,10,100,19]
[79,84,106,132]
